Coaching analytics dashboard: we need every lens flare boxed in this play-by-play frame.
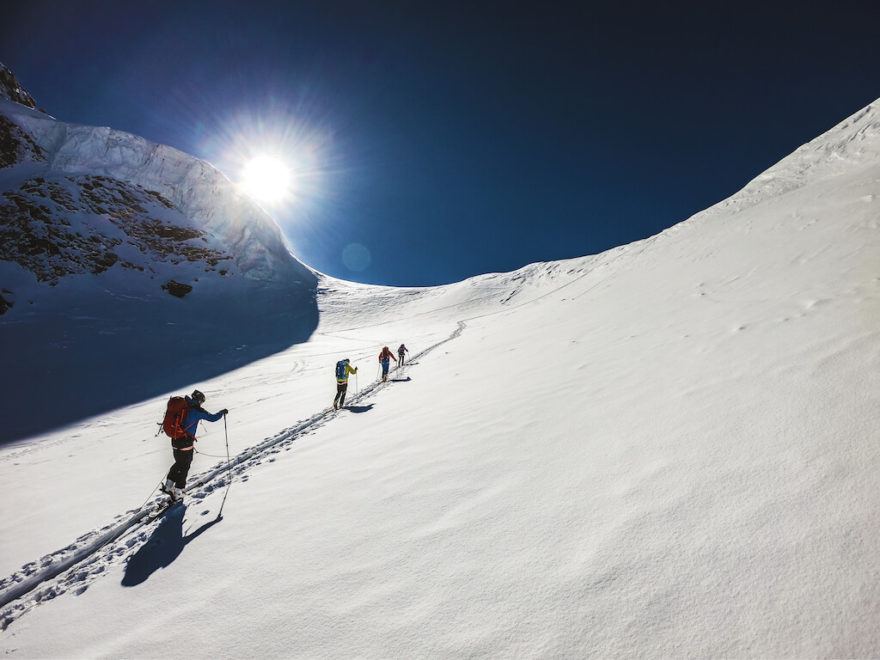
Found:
[342,243,371,272]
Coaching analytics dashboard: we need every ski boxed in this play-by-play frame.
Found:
[147,497,181,520]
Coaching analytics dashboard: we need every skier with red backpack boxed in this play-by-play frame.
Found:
[161,389,227,500]
[378,346,397,382]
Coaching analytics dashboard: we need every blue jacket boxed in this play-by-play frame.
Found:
[181,395,224,438]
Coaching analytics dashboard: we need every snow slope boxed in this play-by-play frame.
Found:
[0,100,878,657]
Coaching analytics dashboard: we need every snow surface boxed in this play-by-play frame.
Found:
[1,100,879,657]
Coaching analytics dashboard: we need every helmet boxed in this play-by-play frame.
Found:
[192,389,206,405]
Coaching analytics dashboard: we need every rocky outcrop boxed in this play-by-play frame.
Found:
[0,63,38,110]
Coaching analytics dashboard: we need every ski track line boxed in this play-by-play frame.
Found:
[0,260,596,628]
[0,321,466,630]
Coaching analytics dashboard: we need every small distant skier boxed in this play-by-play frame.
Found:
[162,390,227,500]
[379,346,397,382]
[398,343,408,366]
[334,358,358,410]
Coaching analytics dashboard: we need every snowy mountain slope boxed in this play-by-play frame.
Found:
[0,65,319,443]
[0,96,878,656]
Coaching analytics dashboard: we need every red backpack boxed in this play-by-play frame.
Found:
[162,396,192,438]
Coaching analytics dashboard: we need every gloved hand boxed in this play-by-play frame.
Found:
[220,408,228,416]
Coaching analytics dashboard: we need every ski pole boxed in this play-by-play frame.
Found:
[219,414,232,515]
[224,414,231,476]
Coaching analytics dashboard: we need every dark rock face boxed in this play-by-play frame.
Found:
[161,280,193,297]
[0,288,12,315]
[0,115,47,167]
[0,63,38,110]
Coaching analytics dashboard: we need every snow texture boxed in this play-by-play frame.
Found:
[0,87,879,656]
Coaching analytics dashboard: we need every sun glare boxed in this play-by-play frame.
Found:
[241,155,292,203]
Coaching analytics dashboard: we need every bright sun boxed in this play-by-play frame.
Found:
[241,155,291,203]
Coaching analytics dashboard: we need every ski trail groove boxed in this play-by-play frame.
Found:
[0,321,466,628]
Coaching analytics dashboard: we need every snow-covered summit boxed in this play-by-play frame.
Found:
[0,74,318,442]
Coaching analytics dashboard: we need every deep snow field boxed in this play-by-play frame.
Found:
[1,101,879,657]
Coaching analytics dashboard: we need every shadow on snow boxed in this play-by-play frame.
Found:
[342,404,374,414]
[121,503,223,587]
[0,282,319,444]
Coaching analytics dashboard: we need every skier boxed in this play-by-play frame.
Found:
[379,346,397,382]
[334,358,358,410]
[397,343,408,365]
[162,389,227,500]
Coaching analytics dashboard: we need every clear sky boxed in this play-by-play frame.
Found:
[2,0,878,286]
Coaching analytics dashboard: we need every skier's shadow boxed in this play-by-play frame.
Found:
[121,503,222,587]
[345,403,374,413]
[391,376,412,383]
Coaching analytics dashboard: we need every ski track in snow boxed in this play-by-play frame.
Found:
[0,253,585,630]
[0,321,467,630]
[0,248,617,630]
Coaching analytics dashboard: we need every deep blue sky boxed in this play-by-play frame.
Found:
[3,1,878,286]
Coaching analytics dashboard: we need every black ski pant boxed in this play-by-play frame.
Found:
[398,353,405,365]
[334,382,348,407]
[167,437,194,488]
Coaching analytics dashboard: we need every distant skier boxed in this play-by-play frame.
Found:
[334,358,358,410]
[161,389,227,500]
[379,346,397,382]
[397,343,408,365]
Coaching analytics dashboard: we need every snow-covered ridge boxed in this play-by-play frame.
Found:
[581,97,880,280]
[725,102,880,210]
[318,99,880,328]
[1,98,312,285]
